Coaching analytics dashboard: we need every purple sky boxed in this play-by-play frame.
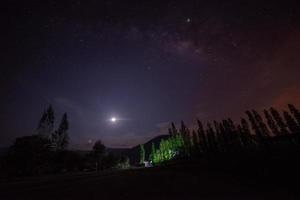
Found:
[1,0,300,149]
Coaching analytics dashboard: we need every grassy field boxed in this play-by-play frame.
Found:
[0,162,299,200]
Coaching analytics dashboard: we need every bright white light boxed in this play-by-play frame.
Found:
[111,117,116,122]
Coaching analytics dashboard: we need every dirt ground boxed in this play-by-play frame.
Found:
[0,163,299,200]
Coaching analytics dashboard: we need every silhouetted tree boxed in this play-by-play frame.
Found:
[270,107,289,135]
[52,113,69,151]
[246,110,264,138]
[252,110,271,137]
[241,118,251,136]
[37,105,55,138]
[283,111,299,133]
[93,140,106,171]
[240,118,256,148]
[222,120,233,148]
[237,125,245,147]
[149,142,156,163]
[213,121,225,152]
[197,120,207,152]
[264,110,280,136]
[228,118,243,149]
[288,104,300,125]
[206,123,218,153]
[171,122,178,135]
[139,144,145,164]
[218,123,228,152]
[221,119,241,152]
[6,135,53,176]
[191,130,199,154]
[192,130,198,146]
[180,121,191,154]
[168,128,173,136]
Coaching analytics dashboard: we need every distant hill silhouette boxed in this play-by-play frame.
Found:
[107,135,170,164]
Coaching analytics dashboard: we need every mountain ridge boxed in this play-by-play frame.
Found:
[107,134,170,164]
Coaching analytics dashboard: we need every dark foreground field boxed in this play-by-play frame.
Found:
[0,162,299,200]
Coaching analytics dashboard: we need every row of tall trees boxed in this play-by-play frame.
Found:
[147,104,300,164]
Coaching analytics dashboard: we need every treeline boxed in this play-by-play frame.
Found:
[148,104,300,164]
[0,105,129,177]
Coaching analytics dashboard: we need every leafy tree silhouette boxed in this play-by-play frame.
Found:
[180,121,191,155]
[149,142,156,163]
[168,128,173,136]
[252,110,271,138]
[93,140,106,171]
[197,120,207,153]
[6,135,52,176]
[283,111,299,134]
[52,113,69,151]
[237,125,246,148]
[139,144,145,164]
[270,107,289,135]
[218,123,228,152]
[264,110,280,136]
[222,120,232,150]
[213,121,224,152]
[246,111,264,139]
[220,119,239,152]
[206,123,218,153]
[288,104,300,126]
[191,130,198,146]
[171,122,178,135]
[240,118,256,149]
[192,130,199,154]
[37,105,55,138]
[228,118,243,150]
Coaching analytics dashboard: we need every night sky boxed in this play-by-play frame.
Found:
[1,0,300,149]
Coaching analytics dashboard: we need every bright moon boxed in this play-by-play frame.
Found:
[111,117,116,122]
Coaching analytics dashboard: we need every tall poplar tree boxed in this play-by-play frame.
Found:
[246,110,263,138]
[192,130,198,153]
[37,105,55,138]
[270,107,289,135]
[206,123,217,152]
[150,142,156,163]
[283,111,299,133]
[264,109,280,136]
[171,122,178,135]
[197,120,207,152]
[52,113,69,151]
[240,118,256,148]
[288,104,300,125]
[252,110,271,137]
[180,121,191,154]
[93,140,106,171]
[139,144,145,164]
